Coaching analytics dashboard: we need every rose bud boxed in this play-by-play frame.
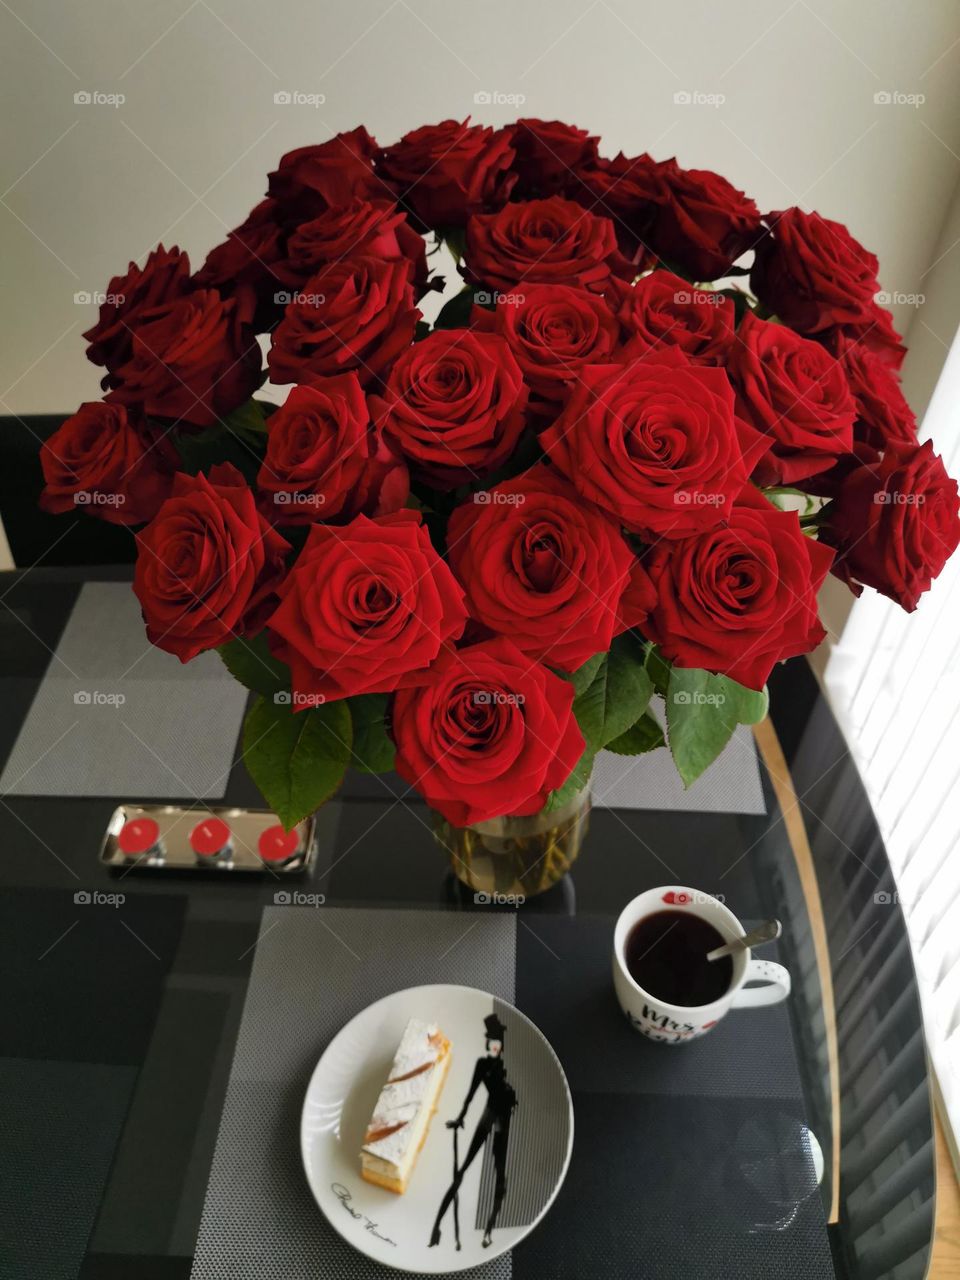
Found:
[257,375,408,524]
[83,244,193,377]
[447,463,654,672]
[540,348,767,539]
[650,160,761,281]
[107,288,263,429]
[645,485,834,691]
[266,511,467,703]
[507,118,600,198]
[727,310,857,485]
[277,197,432,299]
[834,337,917,450]
[268,256,419,390]
[464,195,628,293]
[483,283,620,407]
[609,270,735,366]
[369,329,527,489]
[195,199,286,330]
[376,119,515,228]
[133,463,290,662]
[39,401,175,526]
[573,151,662,268]
[391,638,585,826]
[751,206,881,336]
[823,439,960,611]
[267,127,382,225]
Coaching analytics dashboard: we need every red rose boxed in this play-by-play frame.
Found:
[645,485,834,690]
[196,199,286,328]
[376,119,515,228]
[107,288,263,429]
[83,244,193,377]
[483,283,620,405]
[540,351,767,539]
[508,119,599,198]
[268,256,419,389]
[834,337,917,450]
[824,303,906,371]
[391,638,585,825]
[278,197,431,298]
[464,196,626,293]
[609,270,735,365]
[267,128,383,223]
[651,161,761,280]
[447,464,654,671]
[751,207,880,335]
[824,440,960,611]
[573,152,661,266]
[266,511,467,703]
[257,376,408,524]
[727,311,856,485]
[39,402,175,526]
[133,463,290,662]
[369,329,527,489]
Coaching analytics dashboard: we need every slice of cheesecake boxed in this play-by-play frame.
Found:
[360,1018,451,1194]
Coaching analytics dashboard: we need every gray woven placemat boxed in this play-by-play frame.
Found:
[0,582,248,799]
[592,711,765,815]
[190,908,517,1280]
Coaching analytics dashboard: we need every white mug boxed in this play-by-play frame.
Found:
[613,886,791,1044]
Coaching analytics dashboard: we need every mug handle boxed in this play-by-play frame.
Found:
[731,958,791,1008]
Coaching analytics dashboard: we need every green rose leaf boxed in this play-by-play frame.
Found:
[606,710,666,755]
[574,636,654,754]
[545,639,658,810]
[220,399,269,436]
[172,425,262,483]
[437,226,467,263]
[645,645,673,697]
[560,652,605,697]
[666,667,768,788]
[544,746,595,813]
[218,632,289,699]
[433,287,475,330]
[348,693,396,774]
[242,695,352,830]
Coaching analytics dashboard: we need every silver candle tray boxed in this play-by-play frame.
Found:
[98,803,317,874]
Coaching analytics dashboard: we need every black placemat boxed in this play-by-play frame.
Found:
[189,905,833,1280]
[511,915,833,1280]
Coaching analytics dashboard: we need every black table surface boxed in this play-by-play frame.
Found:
[0,565,935,1280]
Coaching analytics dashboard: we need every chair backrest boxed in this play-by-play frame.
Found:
[0,415,137,568]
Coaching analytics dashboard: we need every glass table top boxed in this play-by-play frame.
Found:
[0,566,936,1280]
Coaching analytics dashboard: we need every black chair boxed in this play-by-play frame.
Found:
[0,414,137,568]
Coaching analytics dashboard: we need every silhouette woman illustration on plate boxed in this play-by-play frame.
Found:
[429,1012,518,1250]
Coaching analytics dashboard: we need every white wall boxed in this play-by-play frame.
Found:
[4,0,960,613]
[815,171,960,667]
[3,0,960,417]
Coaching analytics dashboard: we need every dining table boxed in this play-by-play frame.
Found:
[0,561,937,1280]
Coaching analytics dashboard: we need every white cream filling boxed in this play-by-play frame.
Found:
[361,1018,447,1177]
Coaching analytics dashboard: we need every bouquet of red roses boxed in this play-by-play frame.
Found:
[41,120,960,829]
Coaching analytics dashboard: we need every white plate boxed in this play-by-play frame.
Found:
[301,983,574,1274]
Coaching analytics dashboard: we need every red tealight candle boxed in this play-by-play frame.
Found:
[118,816,161,858]
[190,816,232,860]
[258,824,300,865]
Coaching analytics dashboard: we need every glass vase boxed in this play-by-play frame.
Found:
[433,779,591,901]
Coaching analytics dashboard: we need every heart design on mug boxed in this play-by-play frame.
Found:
[662,891,691,906]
